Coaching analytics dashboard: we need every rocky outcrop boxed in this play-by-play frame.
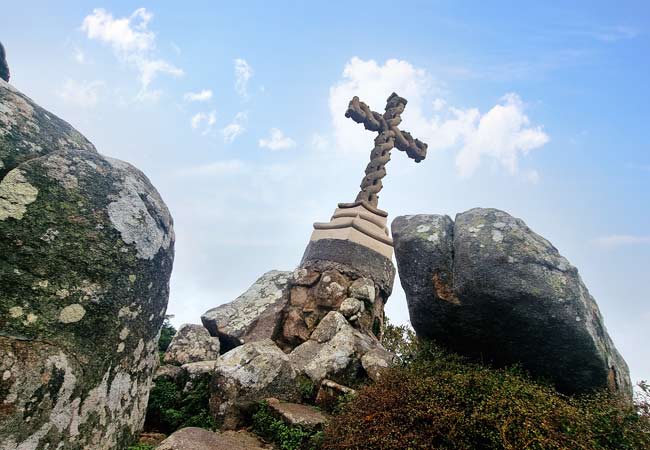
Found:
[157,427,270,450]
[210,339,298,429]
[0,80,174,449]
[289,311,396,386]
[164,324,220,366]
[201,271,291,351]
[392,208,631,396]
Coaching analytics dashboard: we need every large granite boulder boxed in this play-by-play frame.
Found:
[210,339,298,429]
[0,79,175,449]
[163,324,220,365]
[201,271,291,351]
[392,209,631,396]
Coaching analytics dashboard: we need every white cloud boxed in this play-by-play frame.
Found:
[176,159,245,177]
[184,89,213,102]
[455,93,549,177]
[594,235,650,248]
[329,57,549,179]
[234,58,253,99]
[73,47,86,64]
[81,8,183,97]
[259,128,296,151]
[57,79,105,107]
[221,112,248,143]
[190,110,217,135]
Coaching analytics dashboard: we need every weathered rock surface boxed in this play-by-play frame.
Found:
[201,271,291,351]
[289,311,396,386]
[156,427,269,450]
[266,397,329,429]
[164,324,220,366]
[210,339,298,429]
[392,208,631,396]
[278,267,386,351]
[0,80,175,449]
[0,42,9,82]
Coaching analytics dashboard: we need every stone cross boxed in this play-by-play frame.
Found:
[345,92,427,208]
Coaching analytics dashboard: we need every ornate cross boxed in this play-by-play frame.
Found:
[345,92,427,208]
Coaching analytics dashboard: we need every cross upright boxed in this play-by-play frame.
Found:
[345,92,427,208]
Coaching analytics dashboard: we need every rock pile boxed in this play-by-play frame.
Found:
[152,265,397,432]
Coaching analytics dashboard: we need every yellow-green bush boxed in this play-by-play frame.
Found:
[322,343,650,450]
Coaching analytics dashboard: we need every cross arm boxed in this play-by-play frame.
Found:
[393,129,427,162]
[345,96,385,132]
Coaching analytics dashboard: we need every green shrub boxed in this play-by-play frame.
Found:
[145,377,215,434]
[158,316,176,352]
[381,317,418,363]
[252,401,323,450]
[322,342,650,450]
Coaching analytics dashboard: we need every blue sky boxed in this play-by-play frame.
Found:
[2,1,649,384]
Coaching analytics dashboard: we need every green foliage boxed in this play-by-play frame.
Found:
[381,317,418,363]
[297,375,317,403]
[322,341,650,450]
[145,377,215,434]
[252,401,323,450]
[126,445,154,450]
[158,316,176,352]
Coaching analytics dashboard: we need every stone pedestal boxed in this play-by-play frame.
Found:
[275,201,396,351]
[310,201,393,259]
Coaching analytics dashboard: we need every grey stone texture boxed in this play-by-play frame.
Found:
[157,427,270,450]
[0,81,174,449]
[201,271,291,351]
[163,324,220,366]
[392,208,631,396]
[210,339,298,429]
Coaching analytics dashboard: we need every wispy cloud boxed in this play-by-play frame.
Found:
[57,79,106,107]
[81,8,183,99]
[221,111,248,143]
[234,58,253,99]
[176,159,245,177]
[259,128,296,150]
[330,57,548,179]
[570,25,641,42]
[183,89,213,102]
[594,235,650,248]
[190,110,217,135]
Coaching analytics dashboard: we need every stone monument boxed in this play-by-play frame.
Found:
[277,93,428,348]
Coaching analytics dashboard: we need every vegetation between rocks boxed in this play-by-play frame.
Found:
[321,335,650,450]
[252,401,324,450]
[145,377,215,434]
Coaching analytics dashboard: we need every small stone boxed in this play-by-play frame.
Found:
[339,297,363,318]
[164,324,220,366]
[266,397,329,429]
[291,268,321,286]
[157,427,269,450]
[349,278,375,303]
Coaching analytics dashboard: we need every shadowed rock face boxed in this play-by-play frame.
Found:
[0,42,9,82]
[392,208,631,397]
[0,81,175,449]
